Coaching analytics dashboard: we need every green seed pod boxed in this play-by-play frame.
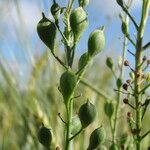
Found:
[129,71,135,79]
[116,77,122,89]
[78,0,89,7]
[60,71,77,104]
[70,115,82,135]
[88,127,106,150]
[70,7,88,42]
[88,27,105,57]
[78,52,89,70]
[121,21,128,36]
[106,57,114,70]
[97,145,107,150]
[104,100,114,118]
[37,13,57,53]
[38,126,52,149]
[79,100,96,128]
[50,2,61,21]
[109,144,119,150]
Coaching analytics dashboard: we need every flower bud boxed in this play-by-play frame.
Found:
[38,125,52,149]
[70,7,88,42]
[104,100,114,118]
[79,100,96,128]
[78,52,89,70]
[60,71,77,104]
[70,115,82,135]
[88,26,105,57]
[106,57,114,70]
[37,13,57,53]
[88,126,106,150]
[109,144,119,150]
[78,0,89,7]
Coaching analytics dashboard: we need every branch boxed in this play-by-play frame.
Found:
[143,42,150,50]
[69,128,83,141]
[138,83,150,94]
[141,130,150,140]
[122,5,139,30]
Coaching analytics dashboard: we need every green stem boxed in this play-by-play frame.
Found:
[65,99,73,150]
[113,9,129,143]
[134,1,149,149]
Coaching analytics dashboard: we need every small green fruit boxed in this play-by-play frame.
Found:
[119,133,129,145]
[104,100,114,118]
[70,7,88,42]
[88,27,105,57]
[129,71,135,79]
[106,57,114,70]
[70,115,82,135]
[79,100,96,128]
[50,2,61,21]
[38,126,52,149]
[78,52,89,70]
[60,71,77,104]
[121,21,128,36]
[78,0,89,7]
[146,72,150,82]
[37,13,57,52]
[116,77,122,89]
[109,144,119,150]
[88,127,106,150]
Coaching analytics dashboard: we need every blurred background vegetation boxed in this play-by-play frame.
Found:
[0,0,149,149]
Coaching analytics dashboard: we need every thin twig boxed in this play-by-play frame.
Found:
[69,128,83,141]
[141,130,150,140]
[143,41,150,50]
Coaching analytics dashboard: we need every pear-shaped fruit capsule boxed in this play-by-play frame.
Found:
[87,126,106,150]
[79,100,96,128]
[60,71,77,104]
[78,52,89,70]
[88,26,105,57]
[78,0,89,7]
[37,13,57,53]
[38,125,52,150]
[106,57,114,70]
[116,77,122,89]
[50,2,61,22]
[121,21,128,36]
[70,7,88,43]
[70,115,82,135]
[109,144,119,150]
[104,101,114,118]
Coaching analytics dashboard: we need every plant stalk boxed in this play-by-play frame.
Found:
[134,1,149,149]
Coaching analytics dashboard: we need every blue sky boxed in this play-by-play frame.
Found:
[0,0,150,86]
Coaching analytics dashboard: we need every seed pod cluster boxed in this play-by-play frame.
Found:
[79,100,96,128]
[60,71,77,104]
[88,26,105,57]
[70,7,88,43]
[87,126,106,150]
[37,13,57,53]
[104,101,114,118]
[38,126,52,149]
